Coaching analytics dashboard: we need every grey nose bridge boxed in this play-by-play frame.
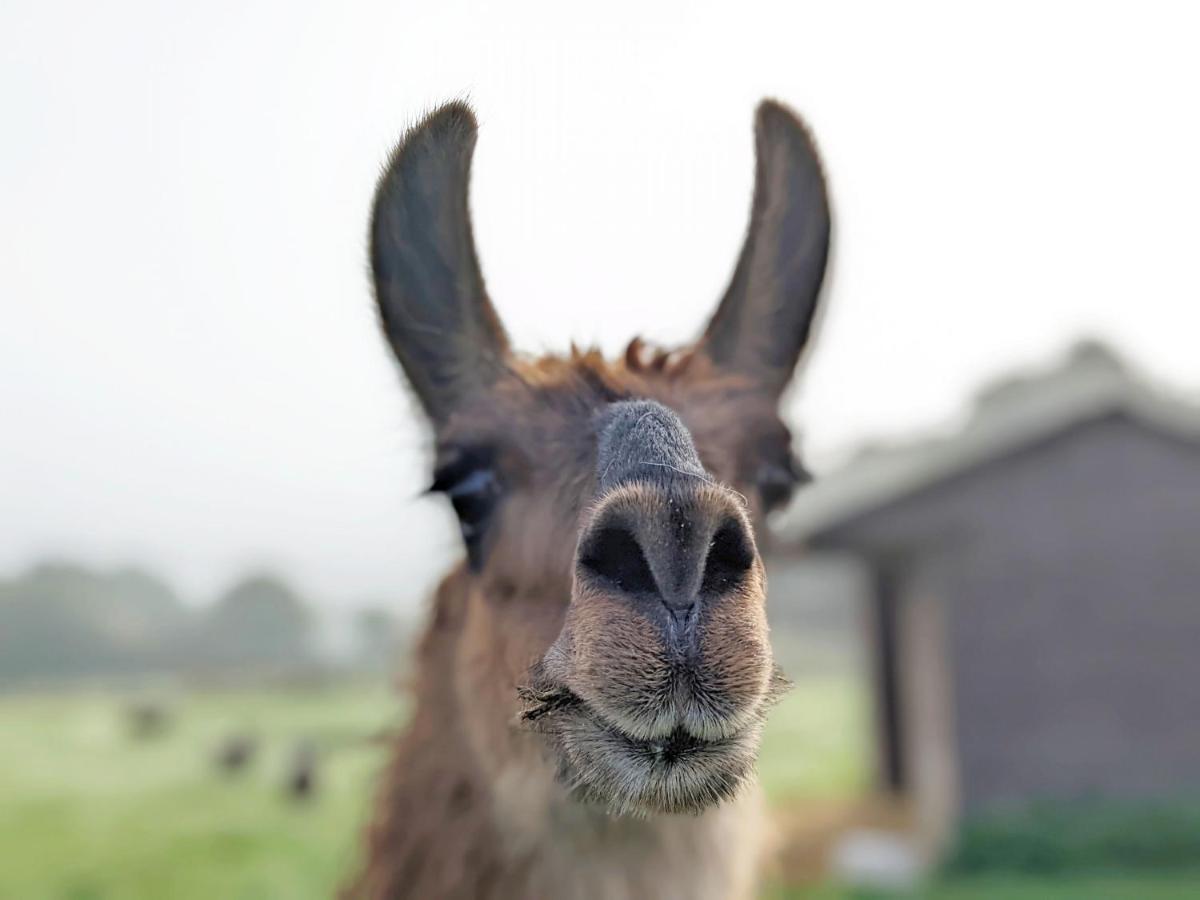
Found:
[596,400,707,494]
[595,400,713,610]
[647,502,711,610]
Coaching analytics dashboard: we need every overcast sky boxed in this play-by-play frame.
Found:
[3,1,1198,609]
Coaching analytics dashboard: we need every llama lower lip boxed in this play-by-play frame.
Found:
[576,701,759,814]
[521,685,740,754]
[591,706,734,759]
[606,721,740,770]
[640,728,707,760]
[520,684,761,815]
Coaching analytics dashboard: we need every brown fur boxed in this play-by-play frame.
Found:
[346,99,831,899]
[347,352,789,899]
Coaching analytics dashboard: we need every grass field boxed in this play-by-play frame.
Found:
[0,682,398,899]
[0,678,1195,899]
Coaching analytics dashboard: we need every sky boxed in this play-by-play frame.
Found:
[3,1,1198,610]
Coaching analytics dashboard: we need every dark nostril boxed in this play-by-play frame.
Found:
[700,518,755,596]
[579,526,659,596]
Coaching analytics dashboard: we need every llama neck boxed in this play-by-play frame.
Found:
[350,568,768,899]
[490,759,768,900]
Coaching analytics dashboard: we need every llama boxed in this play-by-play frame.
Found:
[347,98,831,900]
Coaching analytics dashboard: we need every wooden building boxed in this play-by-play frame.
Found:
[770,344,1200,854]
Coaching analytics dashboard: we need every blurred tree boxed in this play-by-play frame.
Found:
[0,562,186,682]
[353,606,400,671]
[104,567,187,644]
[196,573,313,669]
[0,562,322,682]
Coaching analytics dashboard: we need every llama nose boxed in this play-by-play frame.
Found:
[578,511,754,616]
[580,401,756,618]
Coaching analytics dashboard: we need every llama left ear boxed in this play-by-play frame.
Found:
[370,101,511,427]
[700,100,831,398]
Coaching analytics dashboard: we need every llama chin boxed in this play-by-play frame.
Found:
[520,674,791,819]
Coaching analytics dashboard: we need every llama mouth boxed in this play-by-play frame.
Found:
[522,686,736,751]
[522,686,738,756]
[518,684,763,816]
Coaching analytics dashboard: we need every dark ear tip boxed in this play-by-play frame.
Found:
[755,98,802,129]
[416,100,478,141]
[380,101,478,180]
[755,98,821,155]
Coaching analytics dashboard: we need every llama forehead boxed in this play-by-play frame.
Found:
[438,345,788,482]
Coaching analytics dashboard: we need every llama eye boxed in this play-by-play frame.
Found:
[756,454,809,513]
[432,452,504,567]
[448,469,500,529]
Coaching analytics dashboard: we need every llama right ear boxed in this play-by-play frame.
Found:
[370,101,511,426]
[700,100,831,399]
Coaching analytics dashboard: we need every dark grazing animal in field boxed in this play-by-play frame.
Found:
[286,739,318,800]
[125,699,171,740]
[214,732,257,775]
[348,98,831,900]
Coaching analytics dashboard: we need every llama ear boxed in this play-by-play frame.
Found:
[700,100,831,399]
[370,101,510,426]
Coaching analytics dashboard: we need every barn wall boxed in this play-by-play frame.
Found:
[929,416,1200,811]
[822,413,1200,814]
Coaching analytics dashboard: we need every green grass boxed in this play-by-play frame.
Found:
[0,683,399,899]
[1,679,1195,899]
[1,680,863,899]
[945,799,1200,875]
[759,675,871,801]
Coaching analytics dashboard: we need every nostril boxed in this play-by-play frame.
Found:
[579,526,658,596]
[700,518,755,596]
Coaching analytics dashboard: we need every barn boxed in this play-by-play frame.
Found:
[770,342,1200,856]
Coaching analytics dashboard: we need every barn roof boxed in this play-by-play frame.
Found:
[774,341,1200,545]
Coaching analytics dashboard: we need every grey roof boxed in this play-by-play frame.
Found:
[773,342,1200,544]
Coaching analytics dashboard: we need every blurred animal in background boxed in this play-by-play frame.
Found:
[124,699,172,740]
[286,738,319,800]
[348,98,831,899]
[214,732,258,775]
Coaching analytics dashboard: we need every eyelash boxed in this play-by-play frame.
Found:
[432,450,503,568]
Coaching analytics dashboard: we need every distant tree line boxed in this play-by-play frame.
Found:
[0,562,402,685]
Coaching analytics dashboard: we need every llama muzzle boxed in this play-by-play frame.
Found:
[518,400,784,815]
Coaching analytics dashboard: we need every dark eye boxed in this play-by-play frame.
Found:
[756,453,809,514]
[432,449,503,569]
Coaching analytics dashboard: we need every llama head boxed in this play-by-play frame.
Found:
[369,99,829,816]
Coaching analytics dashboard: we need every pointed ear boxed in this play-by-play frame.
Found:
[700,100,831,398]
[370,101,510,426]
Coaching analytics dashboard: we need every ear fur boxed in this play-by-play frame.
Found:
[701,100,831,397]
[370,101,510,425]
